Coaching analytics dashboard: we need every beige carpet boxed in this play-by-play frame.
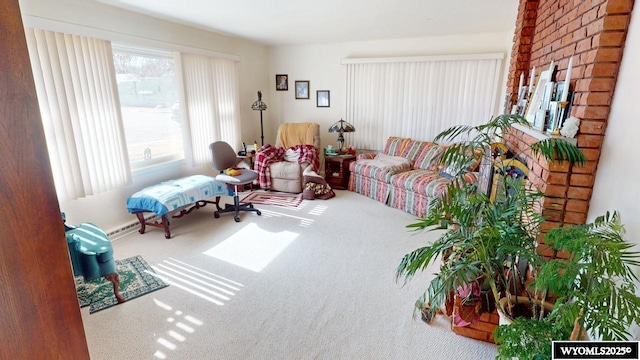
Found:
[82,190,497,359]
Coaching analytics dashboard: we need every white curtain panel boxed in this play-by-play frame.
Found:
[345,55,503,149]
[180,54,241,167]
[25,28,131,202]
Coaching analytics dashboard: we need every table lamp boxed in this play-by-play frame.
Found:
[328,119,355,152]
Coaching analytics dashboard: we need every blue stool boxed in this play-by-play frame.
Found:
[64,216,124,303]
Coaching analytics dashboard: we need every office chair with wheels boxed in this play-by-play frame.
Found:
[209,141,262,222]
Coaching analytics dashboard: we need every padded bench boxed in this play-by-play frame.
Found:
[126,175,232,238]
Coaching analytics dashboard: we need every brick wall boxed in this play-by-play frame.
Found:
[506,0,634,236]
[451,0,635,343]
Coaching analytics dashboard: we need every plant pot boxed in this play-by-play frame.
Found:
[452,294,481,327]
[420,306,435,324]
[497,295,554,326]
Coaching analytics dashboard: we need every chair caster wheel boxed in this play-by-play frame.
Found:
[257,210,262,216]
[234,217,240,222]
[249,204,254,209]
[214,213,220,218]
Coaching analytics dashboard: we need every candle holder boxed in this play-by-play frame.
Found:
[557,101,569,129]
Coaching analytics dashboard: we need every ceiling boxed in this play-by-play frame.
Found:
[97,0,519,46]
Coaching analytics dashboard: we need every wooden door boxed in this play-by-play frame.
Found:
[0,0,90,358]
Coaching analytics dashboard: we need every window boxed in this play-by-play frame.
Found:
[113,48,184,168]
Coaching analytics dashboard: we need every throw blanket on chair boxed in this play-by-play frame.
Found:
[254,144,320,189]
[277,123,317,149]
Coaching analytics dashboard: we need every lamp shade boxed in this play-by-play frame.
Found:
[251,91,267,111]
[328,119,355,134]
[328,119,355,152]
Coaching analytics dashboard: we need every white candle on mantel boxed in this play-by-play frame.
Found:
[560,56,573,102]
[529,66,536,93]
[518,72,524,95]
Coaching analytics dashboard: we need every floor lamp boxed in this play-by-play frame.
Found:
[251,91,267,146]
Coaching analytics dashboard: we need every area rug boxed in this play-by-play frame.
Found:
[75,255,168,314]
[240,191,302,208]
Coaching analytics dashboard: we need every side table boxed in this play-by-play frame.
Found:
[237,153,255,170]
[324,154,356,190]
[237,153,256,190]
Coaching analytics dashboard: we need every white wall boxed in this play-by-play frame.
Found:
[267,32,514,153]
[19,0,269,233]
[589,10,640,246]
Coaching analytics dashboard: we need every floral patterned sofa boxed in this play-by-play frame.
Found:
[347,137,477,218]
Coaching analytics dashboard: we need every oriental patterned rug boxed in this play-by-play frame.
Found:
[75,255,168,314]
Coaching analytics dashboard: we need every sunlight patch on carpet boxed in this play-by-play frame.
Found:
[203,222,298,272]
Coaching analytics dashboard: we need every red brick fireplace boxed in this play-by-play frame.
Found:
[506,0,634,243]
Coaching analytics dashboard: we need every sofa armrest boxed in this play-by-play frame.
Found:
[356,153,376,161]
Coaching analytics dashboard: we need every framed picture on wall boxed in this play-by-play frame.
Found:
[276,74,288,91]
[295,81,309,99]
[316,90,330,107]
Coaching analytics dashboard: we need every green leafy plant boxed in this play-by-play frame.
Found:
[493,315,569,360]
[494,211,640,360]
[535,211,640,341]
[396,113,586,322]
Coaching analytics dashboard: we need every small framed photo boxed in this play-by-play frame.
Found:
[526,68,552,123]
[541,81,555,112]
[547,101,559,133]
[554,81,565,101]
[295,80,309,99]
[276,74,288,91]
[533,109,547,131]
[316,90,330,107]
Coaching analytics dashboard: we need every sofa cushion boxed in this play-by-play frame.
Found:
[350,154,411,183]
[383,137,411,157]
[413,143,446,171]
[399,140,432,163]
[373,153,412,170]
[270,161,302,179]
[389,169,452,197]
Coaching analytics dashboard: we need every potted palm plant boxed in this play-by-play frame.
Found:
[494,211,640,359]
[396,113,586,324]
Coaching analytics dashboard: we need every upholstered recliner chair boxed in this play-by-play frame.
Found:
[256,123,320,193]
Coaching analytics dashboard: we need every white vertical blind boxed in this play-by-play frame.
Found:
[25,28,131,202]
[345,54,503,149]
[180,54,241,166]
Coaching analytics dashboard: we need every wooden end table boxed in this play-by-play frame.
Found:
[324,154,356,190]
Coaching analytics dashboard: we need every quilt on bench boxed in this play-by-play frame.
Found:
[126,175,232,238]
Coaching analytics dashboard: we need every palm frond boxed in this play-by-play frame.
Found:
[531,138,587,166]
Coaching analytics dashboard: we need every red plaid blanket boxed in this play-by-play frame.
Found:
[254,144,319,189]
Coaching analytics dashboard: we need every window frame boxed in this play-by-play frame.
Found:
[112,44,186,171]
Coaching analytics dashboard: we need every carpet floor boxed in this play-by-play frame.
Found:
[82,190,497,359]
